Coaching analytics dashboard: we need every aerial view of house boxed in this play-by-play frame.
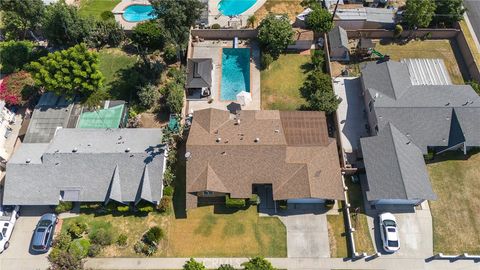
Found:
[0,0,480,269]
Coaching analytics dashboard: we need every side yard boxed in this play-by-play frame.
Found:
[253,0,304,23]
[427,150,480,254]
[261,54,309,110]
[374,40,467,84]
[79,0,121,19]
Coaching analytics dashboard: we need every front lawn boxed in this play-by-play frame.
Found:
[79,0,121,19]
[98,48,138,100]
[327,210,348,258]
[374,40,467,84]
[261,54,309,110]
[427,150,480,254]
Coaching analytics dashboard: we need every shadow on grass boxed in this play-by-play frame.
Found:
[426,148,480,164]
[107,65,140,102]
[173,142,187,219]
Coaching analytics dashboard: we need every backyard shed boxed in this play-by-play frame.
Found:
[328,26,349,61]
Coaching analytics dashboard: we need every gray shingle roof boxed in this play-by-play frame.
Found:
[186,58,213,88]
[4,128,166,205]
[328,26,348,49]
[361,123,436,201]
[362,61,480,153]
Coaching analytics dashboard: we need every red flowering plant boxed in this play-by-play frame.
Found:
[0,71,36,106]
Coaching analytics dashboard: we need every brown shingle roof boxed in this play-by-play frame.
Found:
[186,109,344,207]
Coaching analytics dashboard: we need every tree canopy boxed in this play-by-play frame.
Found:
[151,0,205,48]
[28,44,105,102]
[404,0,436,28]
[0,40,34,74]
[0,0,45,40]
[183,258,206,270]
[433,0,466,27]
[42,1,94,47]
[300,71,340,114]
[257,14,294,59]
[306,6,333,33]
[131,21,167,52]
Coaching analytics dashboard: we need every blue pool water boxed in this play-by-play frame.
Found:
[123,5,156,22]
[218,0,258,16]
[221,48,250,101]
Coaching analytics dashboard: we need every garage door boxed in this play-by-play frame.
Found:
[374,199,422,205]
[288,198,326,204]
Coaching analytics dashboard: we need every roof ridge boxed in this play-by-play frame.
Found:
[273,164,306,195]
[388,123,413,199]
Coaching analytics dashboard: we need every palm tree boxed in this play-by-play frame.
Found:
[247,15,257,28]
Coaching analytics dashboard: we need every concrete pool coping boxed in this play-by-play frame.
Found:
[113,0,151,31]
[218,47,253,102]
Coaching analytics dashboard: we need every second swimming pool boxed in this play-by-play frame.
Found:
[221,48,251,101]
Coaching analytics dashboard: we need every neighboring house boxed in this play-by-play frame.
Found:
[3,128,166,206]
[359,60,480,205]
[186,58,213,99]
[328,26,349,61]
[333,7,396,30]
[185,108,344,210]
[22,93,127,143]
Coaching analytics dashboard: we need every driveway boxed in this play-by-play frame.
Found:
[277,209,330,258]
[0,206,52,270]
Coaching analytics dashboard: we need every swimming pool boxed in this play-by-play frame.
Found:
[123,5,156,22]
[221,48,250,101]
[218,0,258,16]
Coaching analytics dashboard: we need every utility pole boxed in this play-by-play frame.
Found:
[331,0,341,22]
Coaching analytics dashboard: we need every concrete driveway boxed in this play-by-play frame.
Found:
[278,210,330,258]
[366,204,433,258]
[0,206,52,270]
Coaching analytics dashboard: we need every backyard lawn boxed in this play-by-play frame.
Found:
[79,0,121,19]
[427,150,480,254]
[261,54,309,110]
[254,0,304,23]
[375,40,467,84]
[98,48,138,100]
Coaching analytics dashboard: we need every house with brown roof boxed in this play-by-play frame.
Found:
[185,108,344,210]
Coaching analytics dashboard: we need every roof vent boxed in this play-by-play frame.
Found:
[221,151,227,155]
[72,147,78,153]
[185,152,191,160]
[118,136,123,140]
[254,138,260,143]
[374,93,380,99]
[406,141,411,145]
[26,158,31,164]
[216,138,222,143]
[234,119,241,125]
[445,102,450,106]
[125,148,130,153]
[274,129,280,133]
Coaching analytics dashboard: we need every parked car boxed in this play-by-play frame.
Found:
[379,212,400,253]
[0,205,20,253]
[31,213,58,253]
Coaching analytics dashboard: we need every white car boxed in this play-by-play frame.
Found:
[379,212,400,253]
[0,205,20,253]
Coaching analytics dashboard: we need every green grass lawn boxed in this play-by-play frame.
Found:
[427,150,480,254]
[261,54,309,110]
[375,40,466,84]
[98,48,138,100]
[79,0,121,19]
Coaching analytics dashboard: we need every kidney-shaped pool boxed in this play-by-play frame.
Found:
[218,0,258,16]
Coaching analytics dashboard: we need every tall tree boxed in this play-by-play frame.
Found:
[257,14,294,59]
[0,0,45,40]
[28,44,105,102]
[300,71,340,114]
[404,0,436,28]
[0,40,34,74]
[306,6,334,33]
[131,20,166,52]
[433,0,466,27]
[150,0,205,49]
[42,1,94,47]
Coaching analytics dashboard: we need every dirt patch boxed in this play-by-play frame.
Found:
[254,0,304,23]
[138,112,169,128]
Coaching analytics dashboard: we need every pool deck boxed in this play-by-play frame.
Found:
[187,40,261,113]
[112,0,151,30]
[207,0,266,27]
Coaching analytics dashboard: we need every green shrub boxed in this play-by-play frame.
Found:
[278,200,288,210]
[88,244,102,257]
[184,258,206,270]
[163,185,174,196]
[117,234,128,247]
[48,247,63,262]
[164,44,178,64]
[80,203,101,210]
[55,201,73,214]
[311,49,325,71]
[137,83,160,108]
[157,196,172,213]
[89,227,114,246]
[67,221,88,239]
[242,257,276,270]
[261,53,273,70]
[394,24,403,38]
[101,10,114,21]
[116,205,130,212]
[249,194,260,205]
[211,23,221,29]
[52,232,72,250]
[225,195,246,208]
[134,241,146,254]
[138,204,154,213]
[144,226,164,245]
[68,238,91,259]
[217,264,235,270]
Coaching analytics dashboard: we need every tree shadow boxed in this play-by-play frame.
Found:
[173,142,187,219]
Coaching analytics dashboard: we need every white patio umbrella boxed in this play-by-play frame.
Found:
[236,91,252,106]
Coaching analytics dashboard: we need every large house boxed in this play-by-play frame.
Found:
[3,128,166,206]
[185,108,344,209]
[359,60,480,205]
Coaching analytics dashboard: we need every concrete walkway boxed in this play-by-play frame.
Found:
[85,257,479,270]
